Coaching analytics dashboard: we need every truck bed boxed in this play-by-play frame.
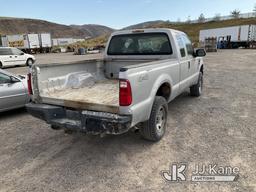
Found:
[40,80,119,113]
[32,59,156,114]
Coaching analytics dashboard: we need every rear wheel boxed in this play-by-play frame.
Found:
[190,72,203,97]
[51,125,61,130]
[26,58,33,66]
[140,96,168,142]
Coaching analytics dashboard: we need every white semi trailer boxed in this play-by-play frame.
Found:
[39,33,52,53]
[199,25,256,48]
[1,34,26,48]
[52,38,75,46]
[25,34,40,50]
[0,33,53,53]
[51,38,85,46]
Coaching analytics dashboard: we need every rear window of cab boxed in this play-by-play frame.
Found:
[108,33,173,55]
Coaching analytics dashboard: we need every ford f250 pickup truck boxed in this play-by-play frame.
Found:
[26,28,206,142]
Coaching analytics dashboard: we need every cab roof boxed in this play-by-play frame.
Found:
[111,28,185,36]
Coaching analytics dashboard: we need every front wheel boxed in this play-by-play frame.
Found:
[140,96,168,142]
[190,72,203,97]
[26,58,33,66]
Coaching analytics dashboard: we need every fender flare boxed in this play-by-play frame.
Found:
[198,59,204,74]
[145,74,174,119]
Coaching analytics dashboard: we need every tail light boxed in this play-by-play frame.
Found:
[27,73,33,95]
[119,80,132,106]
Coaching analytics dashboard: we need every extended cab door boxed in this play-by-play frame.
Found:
[176,34,191,92]
[11,48,27,65]
[181,35,197,78]
[0,48,15,67]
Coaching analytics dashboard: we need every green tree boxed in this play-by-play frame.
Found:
[186,16,191,24]
[213,13,221,21]
[231,9,240,18]
[198,13,206,23]
[253,4,256,17]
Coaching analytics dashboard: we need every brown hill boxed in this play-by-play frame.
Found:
[0,17,114,38]
[70,24,114,38]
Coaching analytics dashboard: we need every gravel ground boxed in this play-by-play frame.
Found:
[0,50,256,192]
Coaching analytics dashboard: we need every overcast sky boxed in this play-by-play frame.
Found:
[1,0,255,29]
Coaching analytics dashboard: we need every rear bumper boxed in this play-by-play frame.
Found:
[26,103,132,135]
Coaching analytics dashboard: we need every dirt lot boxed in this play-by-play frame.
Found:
[0,50,256,192]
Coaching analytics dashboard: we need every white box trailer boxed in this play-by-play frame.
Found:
[199,25,256,48]
[52,39,58,46]
[26,34,40,49]
[52,38,75,46]
[39,33,52,48]
[0,36,8,47]
[57,38,75,46]
[1,33,54,53]
[39,33,52,52]
[1,34,28,49]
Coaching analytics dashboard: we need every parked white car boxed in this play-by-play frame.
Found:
[0,47,35,68]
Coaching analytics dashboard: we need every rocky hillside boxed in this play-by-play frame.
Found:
[124,20,168,30]
[0,17,114,38]
[70,24,113,38]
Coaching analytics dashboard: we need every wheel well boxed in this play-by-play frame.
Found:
[156,83,171,101]
[200,65,204,74]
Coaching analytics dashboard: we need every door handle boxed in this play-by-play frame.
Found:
[188,61,191,69]
[15,56,18,58]
[10,56,12,58]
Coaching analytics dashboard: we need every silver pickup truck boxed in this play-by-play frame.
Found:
[26,28,206,141]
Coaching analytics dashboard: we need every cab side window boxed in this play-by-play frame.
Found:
[182,35,194,56]
[0,73,11,84]
[176,36,186,58]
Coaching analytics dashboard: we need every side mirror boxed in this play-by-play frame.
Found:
[18,75,26,79]
[20,52,25,55]
[10,76,20,83]
[194,48,206,57]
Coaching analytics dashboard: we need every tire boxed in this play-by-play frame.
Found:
[51,125,61,130]
[0,62,2,69]
[140,96,168,142]
[26,58,33,66]
[190,72,203,97]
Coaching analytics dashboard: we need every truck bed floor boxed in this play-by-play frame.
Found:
[41,80,119,112]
